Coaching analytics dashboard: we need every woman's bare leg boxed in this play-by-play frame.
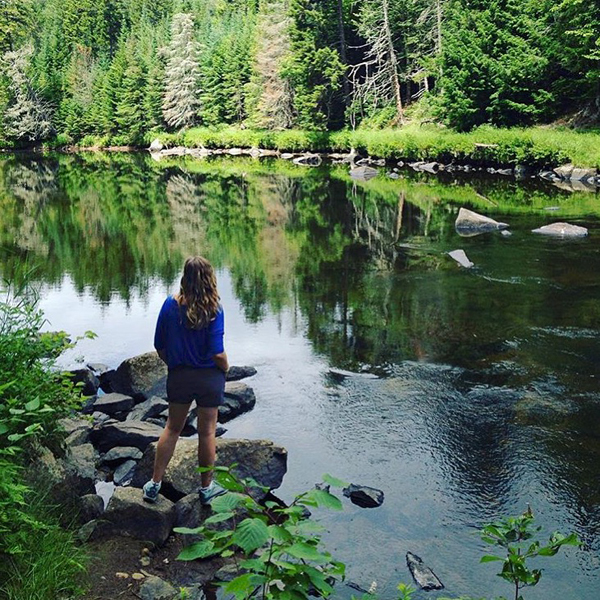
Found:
[152,402,191,483]
[197,406,219,487]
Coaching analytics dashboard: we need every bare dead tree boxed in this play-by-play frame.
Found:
[350,0,405,126]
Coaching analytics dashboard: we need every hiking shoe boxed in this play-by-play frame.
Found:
[199,482,226,505]
[142,480,161,503]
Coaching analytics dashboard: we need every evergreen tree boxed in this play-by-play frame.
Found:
[0,0,32,54]
[162,12,201,130]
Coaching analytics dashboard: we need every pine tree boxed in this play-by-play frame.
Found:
[162,12,201,130]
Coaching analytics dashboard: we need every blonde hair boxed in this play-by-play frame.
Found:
[175,256,220,328]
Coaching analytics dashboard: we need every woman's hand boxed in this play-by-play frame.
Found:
[212,351,229,374]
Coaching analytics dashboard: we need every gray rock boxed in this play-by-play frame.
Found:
[101,446,144,465]
[79,494,105,524]
[418,162,440,174]
[149,139,164,152]
[126,396,169,422]
[293,154,322,166]
[570,168,597,181]
[87,362,110,376]
[343,484,384,508]
[406,552,444,591]
[532,222,588,238]
[98,369,116,393]
[90,420,164,453]
[59,417,91,436]
[539,170,560,182]
[132,438,287,499]
[93,392,135,415]
[111,352,167,400]
[226,366,257,381]
[92,411,111,425]
[139,575,177,600]
[447,249,474,269]
[219,382,256,423]
[113,459,137,486]
[455,208,509,234]
[68,368,100,397]
[64,443,97,484]
[214,563,244,582]
[350,166,378,181]
[103,486,175,546]
[554,164,574,179]
[64,427,91,448]
[496,168,513,176]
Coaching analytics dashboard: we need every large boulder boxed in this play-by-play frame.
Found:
[132,438,287,500]
[100,486,175,545]
[219,382,256,423]
[111,352,167,400]
[455,208,509,234]
[350,165,378,181]
[67,367,100,396]
[532,222,588,238]
[90,420,164,453]
[101,446,144,466]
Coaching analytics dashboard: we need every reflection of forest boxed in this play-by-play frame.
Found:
[2,153,600,552]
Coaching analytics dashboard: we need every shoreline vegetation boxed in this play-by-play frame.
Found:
[2,125,600,172]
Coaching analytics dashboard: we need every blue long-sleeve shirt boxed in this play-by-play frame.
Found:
[154,296,224,369]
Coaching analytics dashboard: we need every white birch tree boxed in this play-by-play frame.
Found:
[162,13,201,130]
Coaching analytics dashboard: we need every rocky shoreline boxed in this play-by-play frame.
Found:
[43,352,389,599]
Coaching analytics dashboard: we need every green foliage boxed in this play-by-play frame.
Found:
[175,467,348,599]
[480,506,581,600]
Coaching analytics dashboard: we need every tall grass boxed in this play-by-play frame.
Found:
[144,124,600,168]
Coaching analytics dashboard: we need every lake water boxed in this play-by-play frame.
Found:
[1,152,599,599]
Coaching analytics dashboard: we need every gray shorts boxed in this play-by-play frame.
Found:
[166,366,225,407]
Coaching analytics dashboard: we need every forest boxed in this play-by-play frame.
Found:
[1,0,599,146]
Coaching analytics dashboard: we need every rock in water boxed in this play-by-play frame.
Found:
[226,365,257,381]
[342,484,384,508]
[350,166,378,181]
[455,208,509,234]
[531,222,588,238]
[406,552,444,591]
[447,249,474,268]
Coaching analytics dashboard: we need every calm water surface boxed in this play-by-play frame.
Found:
[1,153,599,599]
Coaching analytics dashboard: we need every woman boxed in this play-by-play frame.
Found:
[142,256,229,505]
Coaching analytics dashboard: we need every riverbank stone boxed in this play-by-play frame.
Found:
[220,382,256,422]
[90,420,164,453]
[226,366,257,381]
[93,392,135,415]
[132,438,287,500]
[532,222,588,237]
[139,576,177,600]
[68,367,100,396]
[343,484,384,508]
[126,396,168,422]
[101,446,144,465]
[111,352,167,400]
[102,486,175,546]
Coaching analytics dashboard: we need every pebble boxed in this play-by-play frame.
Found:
[132,573,145,581]
[140,556,151,567]
[116,572,130,579]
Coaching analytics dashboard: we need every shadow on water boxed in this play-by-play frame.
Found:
[1,152,599,598]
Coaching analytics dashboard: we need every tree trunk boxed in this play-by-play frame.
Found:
[382,0,404,124]
[337,0,350,105]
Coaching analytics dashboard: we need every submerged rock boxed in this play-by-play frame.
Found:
[532,222,588,237]
[447,249,474,269]
[406,552,444,591]
[343,483,384,508]
[455,208,509,234]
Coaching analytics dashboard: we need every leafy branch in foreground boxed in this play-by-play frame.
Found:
[174,468,348,600]
[480,506,581,600]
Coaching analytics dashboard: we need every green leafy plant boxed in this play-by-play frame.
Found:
[174,467,347,599]
[480,506,581,600]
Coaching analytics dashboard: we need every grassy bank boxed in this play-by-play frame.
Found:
[2,125,600,170]
[145,125,600,169]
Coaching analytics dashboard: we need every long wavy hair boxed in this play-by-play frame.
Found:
[175,256,220,329]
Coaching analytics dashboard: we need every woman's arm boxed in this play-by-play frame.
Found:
[212,351,229,374]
